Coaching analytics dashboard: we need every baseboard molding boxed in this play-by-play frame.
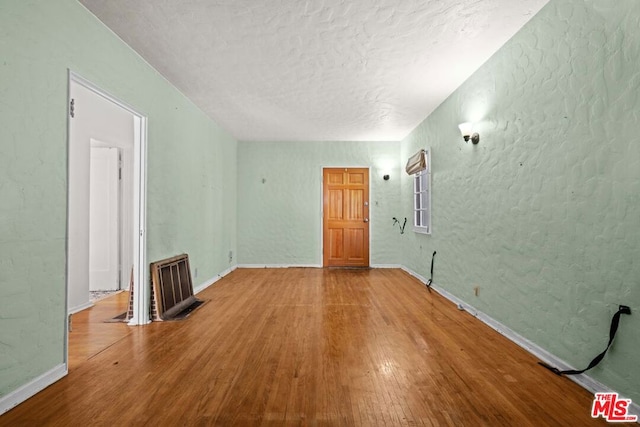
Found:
[68,301,93,315]
[0,363,67,415]
[237,264,405,269]
[236,264,400,269]
[193,265,237,294]
[400,266,640,420]
[236,264,322,269]
[370,264,402,269]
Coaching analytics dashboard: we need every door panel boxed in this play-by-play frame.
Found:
[347,189,364,220]
[348,172,364,184]
[328,172,345,185]
[345,228,365,261]
[328,228,344,260]
[89,146,120,291]
[328,190,344,220]
[323,168,369,267]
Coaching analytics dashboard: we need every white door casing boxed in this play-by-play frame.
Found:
[67,70,148,334]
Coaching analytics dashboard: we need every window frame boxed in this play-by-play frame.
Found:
[412,149,431,235]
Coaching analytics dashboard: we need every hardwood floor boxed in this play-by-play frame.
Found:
[68,291,131,369]
[1,268,620,426]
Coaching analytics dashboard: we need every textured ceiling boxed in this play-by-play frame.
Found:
[79,0,549,142]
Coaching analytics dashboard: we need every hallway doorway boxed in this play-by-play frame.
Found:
[66,72,149,371]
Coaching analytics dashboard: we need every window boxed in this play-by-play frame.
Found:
[405,147,431,234]
[412,153,431,234]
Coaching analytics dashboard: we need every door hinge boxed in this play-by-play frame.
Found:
[69,98,75,118]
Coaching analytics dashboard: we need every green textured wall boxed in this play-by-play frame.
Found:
[0,0,237,397]
[237,141,401,266]
[401,0,639,402]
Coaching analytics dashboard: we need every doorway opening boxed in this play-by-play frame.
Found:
[66,72,148,368]
[89,144,122,295]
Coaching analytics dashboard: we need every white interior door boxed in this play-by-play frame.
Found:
[89,146,120,291]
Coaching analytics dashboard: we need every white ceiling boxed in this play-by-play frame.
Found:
[79,0,549,142]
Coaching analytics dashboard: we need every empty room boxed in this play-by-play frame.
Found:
[0,0,638,425]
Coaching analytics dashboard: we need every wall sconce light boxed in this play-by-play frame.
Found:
[458,122,480,144]
[383,174,390,181]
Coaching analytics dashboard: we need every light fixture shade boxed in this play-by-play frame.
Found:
[458,122,473,138]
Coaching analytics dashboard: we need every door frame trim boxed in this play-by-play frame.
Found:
[66,71,149,368]
[320,166,371,267]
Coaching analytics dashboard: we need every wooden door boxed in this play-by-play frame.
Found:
[323,168,370,267]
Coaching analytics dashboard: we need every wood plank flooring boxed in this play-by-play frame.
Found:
[67,291,131,368]
[1,268,619,426]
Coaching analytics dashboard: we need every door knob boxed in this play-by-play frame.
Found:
[364,218,369,223]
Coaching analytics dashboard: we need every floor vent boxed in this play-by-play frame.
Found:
[150,254,203,321]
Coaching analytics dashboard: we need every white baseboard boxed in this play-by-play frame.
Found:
[371,264,402,269]
[68,301,93,315]
[193,265,237,294]
[236,264,322,269]
[237,264,402,269]
[238,264,401,269]
[400,266,640,421]
[0,363,67,415]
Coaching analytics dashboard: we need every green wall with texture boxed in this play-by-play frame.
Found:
[237,141,402,266]
[400,0,639,403]
[0,0,237,398]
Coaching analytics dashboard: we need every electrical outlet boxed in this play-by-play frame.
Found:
[474,286,479,296]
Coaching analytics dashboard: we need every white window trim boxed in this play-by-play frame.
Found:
[412,150,431,235]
